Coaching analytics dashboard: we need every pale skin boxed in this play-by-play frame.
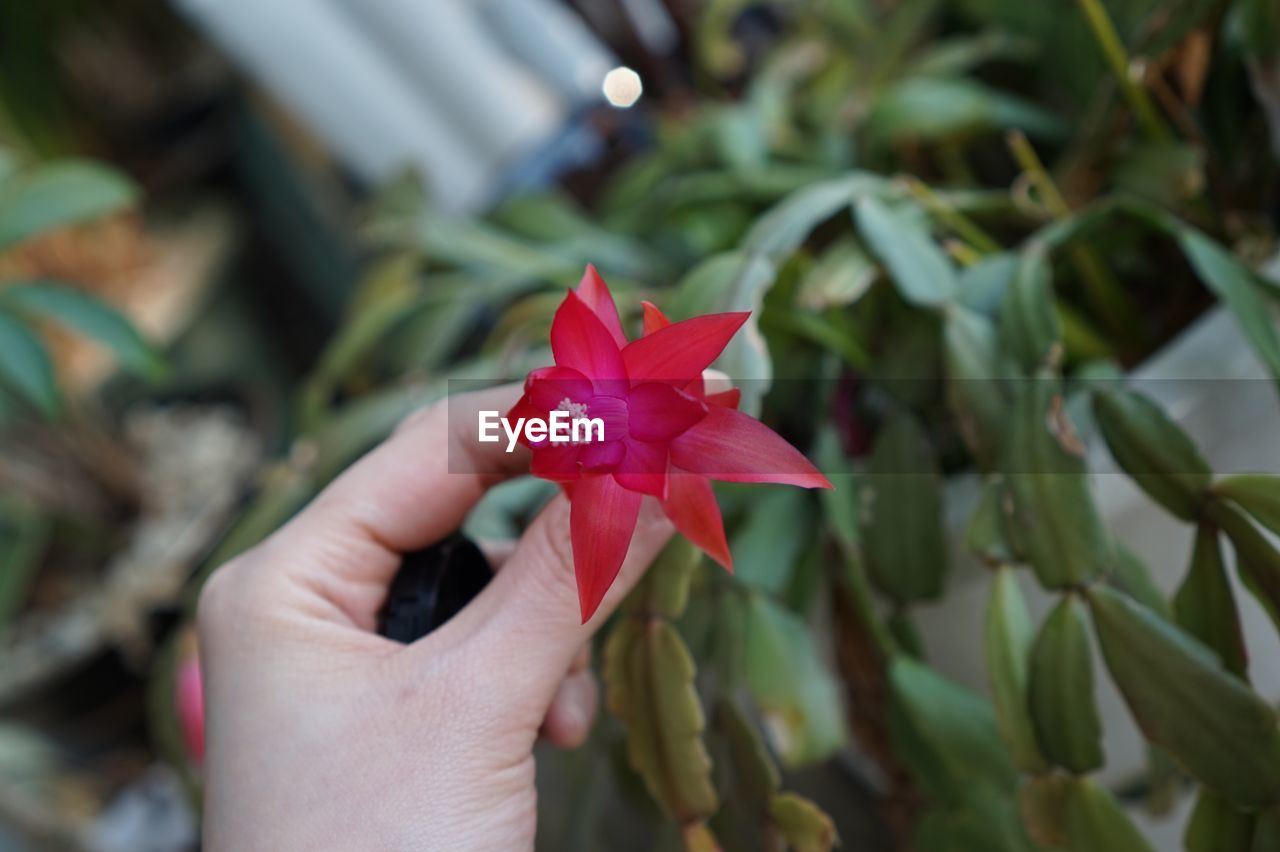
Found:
[197,386,674,850]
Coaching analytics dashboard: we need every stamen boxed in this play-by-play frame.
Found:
[556,398,592,445]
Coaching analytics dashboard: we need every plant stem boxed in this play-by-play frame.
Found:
[1007,131,1070,217]
[1075,0,1174,141]
[1007,132,1141,349]
[907,178,1002,255]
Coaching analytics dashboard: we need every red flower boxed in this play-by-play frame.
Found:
[175,636,205,765]
[509,266,832,621]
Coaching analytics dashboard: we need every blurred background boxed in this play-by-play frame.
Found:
[2,0,1280,849]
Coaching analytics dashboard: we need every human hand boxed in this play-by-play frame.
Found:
[196,386,674,850]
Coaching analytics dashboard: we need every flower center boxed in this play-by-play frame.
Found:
[556,398,593,444]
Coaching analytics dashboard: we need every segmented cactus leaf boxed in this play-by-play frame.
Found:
[1092,388,1211,521]
[1174,523,1248,677]
[1003,374,1109,588]
[1064,777,1154,852]
[863,412,947,603]
[1088,585,1280,807]
[983,567,1045,772]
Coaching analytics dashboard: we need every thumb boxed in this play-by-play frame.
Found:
[443,492,673,699]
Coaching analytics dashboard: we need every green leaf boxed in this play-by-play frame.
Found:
[1175,523,1248,677]
[769,792,839,852]
[967,476,1015,565]
[1109,544,1170,620]
[729,488,814,597]
[1175,226,1280,380]
[888,656,1018,803]
[984,567,1045,772]
[958,251,1018,316]
[944,304,1011,469]
[1092,388,1211,521]
[1256,807,1280,852]
[908,31,1037,76]
[1213,502,1280,637]
[0,282,165,380]
[1000,250,1061,372]
[1028,595,1104,773]
[856,196,958,307]
[0,160,137,251]
[718,698,780,812]
[625,538,700,620]
[412,209,580,283]
[1185,789,1255,852]
[603,619,718,822]
[742,593,847,767]
[863,412,948,603]
[815,429,897,657]
[796,236,877,310]
[1088,585,1280,807]
[1003,374,1110,588]
[743,172,884,260]
[888,609,925,658]
[0,310,59,417]
[1064,777,1155,852]
[1214,475,1280,537]
[670,251,775,415]
[867,76,1065,142]
[915,787,1037,852]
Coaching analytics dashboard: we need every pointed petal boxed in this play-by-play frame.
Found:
[531,444,582,480]
[622,312,750,384]
[525,366,593,411]
[670,406,833,488]
[641,300,672,336]
[706,388,741,409]
[613,438,670,498]
[663,471,732,571]
[551,291,628,395]
[576,265,628,348]
[627,382,706,442]
[571,474,643,622]
[506,394,543,423]
[505,395,545,448]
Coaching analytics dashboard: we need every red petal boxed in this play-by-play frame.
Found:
[506,394,543,422]
[669,406,833,488]
[706,388,741,409]
[551,291,628,395]
[576,265,629,348]
[525,366,593,411]
[571,474,643,622]
[622,312,749,384]
[613,438,670,498]
[580,440,625,470]
[531,444,582,480]
[505,395,545,448]
[641,300,671,336]
[627,382,706,442]
[582,395,628,440]
[663,471,732,572]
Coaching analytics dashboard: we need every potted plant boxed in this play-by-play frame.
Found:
[172,0,1280,848]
